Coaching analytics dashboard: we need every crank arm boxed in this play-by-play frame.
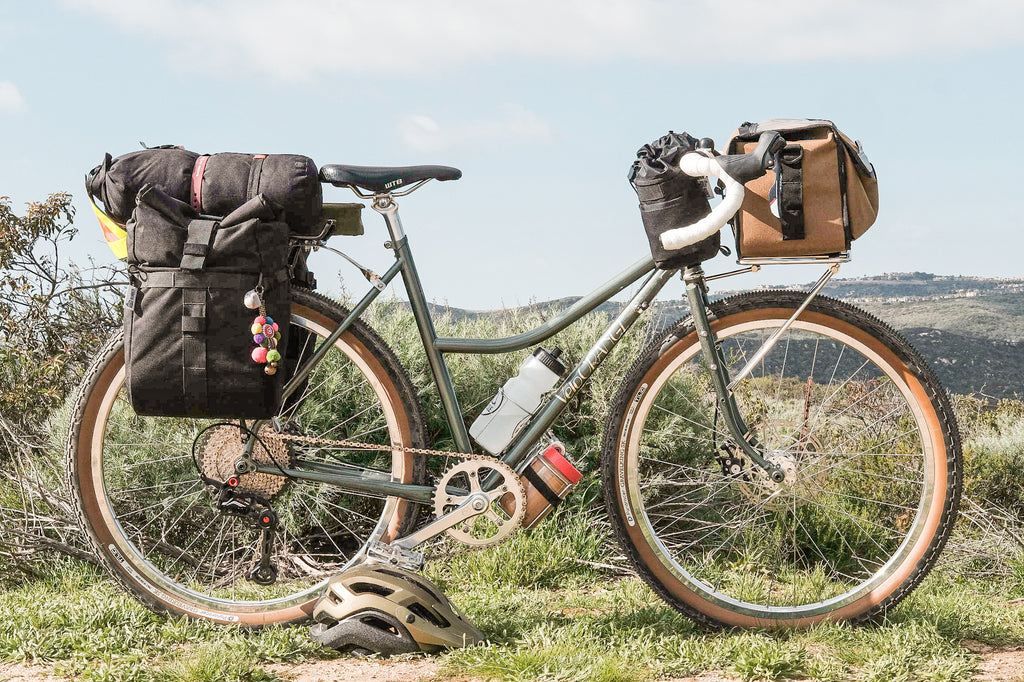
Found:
[391,491,490,551]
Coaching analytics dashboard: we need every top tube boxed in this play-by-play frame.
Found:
[432,255,657,354]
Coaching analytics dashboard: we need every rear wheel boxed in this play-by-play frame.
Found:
[602,292,961,628]
[66,289,427,625]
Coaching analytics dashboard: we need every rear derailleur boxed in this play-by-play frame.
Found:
[206,477,280,586]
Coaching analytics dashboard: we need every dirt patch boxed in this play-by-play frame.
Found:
[0,663,61,681]
[267,657,441,682]
[973,648,1024,681]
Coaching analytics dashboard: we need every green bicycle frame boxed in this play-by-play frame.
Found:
[254,196,778,500]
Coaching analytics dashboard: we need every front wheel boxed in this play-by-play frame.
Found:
[66,289,427,625]
[601,291,961,628]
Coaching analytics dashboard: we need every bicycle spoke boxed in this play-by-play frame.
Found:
[621,306,951,619]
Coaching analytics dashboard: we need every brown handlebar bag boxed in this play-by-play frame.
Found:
[726,119,878,260]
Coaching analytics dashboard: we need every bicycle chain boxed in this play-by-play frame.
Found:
[275,432,462,459]
[273,432,528,552]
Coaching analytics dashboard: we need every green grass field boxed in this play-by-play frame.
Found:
[5,300,1024,681]
[2,506,1023,682]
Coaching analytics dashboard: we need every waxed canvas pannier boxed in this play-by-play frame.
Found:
[725,119,878,260]
[124,185,291,418]
[629,131,719,269]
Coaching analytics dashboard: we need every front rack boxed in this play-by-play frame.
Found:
[737,252,851,266]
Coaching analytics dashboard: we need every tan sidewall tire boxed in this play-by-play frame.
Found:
[67,291,425,626]
[602,293,961,628]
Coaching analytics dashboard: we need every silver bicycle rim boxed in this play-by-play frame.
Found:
[623,317,936,620]
[87,310,407,617]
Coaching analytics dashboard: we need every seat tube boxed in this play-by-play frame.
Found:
[373,196,474,454]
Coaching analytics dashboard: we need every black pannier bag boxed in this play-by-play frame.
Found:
[628,131,718,269]
[88,148,323,234]
[124,185,291,418]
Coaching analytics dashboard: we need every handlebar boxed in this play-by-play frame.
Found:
[659,131,784,252]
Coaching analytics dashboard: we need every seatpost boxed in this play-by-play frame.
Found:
[371,192,474,454]
[372,195,406,242]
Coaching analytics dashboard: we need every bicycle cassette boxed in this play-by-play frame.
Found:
[196,423,294,500]
[432,458,526,548]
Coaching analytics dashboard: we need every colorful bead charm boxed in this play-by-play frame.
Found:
[245,286,282,372]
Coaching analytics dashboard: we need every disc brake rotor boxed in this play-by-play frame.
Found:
[196,423,294,500]
[732,420,827,509]
[432,458,526,548]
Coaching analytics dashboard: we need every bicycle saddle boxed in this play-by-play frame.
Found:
[319,164,462,193]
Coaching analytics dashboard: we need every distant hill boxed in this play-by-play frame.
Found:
[423,273,1024,399]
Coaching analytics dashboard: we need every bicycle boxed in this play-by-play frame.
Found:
[66,134,962,629]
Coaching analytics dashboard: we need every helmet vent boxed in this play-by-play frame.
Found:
[349,581,395,597]
[408,602,450,629]
[358,613,402,636]
[378,568,445,603]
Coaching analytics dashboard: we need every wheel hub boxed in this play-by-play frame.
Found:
[726,421,826,507]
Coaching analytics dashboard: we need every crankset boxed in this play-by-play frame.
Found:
[391,457,526,553]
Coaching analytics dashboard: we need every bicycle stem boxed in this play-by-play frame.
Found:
[682,265,786,483]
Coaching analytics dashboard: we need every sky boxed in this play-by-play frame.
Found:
[1,1,1023,309]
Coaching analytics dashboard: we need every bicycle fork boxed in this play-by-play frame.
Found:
[682,265,787,483]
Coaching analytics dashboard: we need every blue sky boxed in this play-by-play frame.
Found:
[2,1,1023,308]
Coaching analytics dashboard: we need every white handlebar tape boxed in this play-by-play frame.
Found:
[659,152,746,251]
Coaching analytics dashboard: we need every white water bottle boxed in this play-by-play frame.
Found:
[469,347,567,455]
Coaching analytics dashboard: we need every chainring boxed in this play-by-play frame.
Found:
[432,457,526,548]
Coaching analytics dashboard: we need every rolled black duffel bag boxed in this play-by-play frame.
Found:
[124,185,291,418]
[88,146,323,234]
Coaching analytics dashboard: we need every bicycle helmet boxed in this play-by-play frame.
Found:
[309,564,485,656]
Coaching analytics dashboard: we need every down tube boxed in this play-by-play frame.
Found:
[501,268,676,470]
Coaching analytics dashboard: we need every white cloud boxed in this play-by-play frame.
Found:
[0,81,25,114]
[61,0,1024,80]
[399,105,555,152]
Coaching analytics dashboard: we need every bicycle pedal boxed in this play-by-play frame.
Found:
[365,540,424,571]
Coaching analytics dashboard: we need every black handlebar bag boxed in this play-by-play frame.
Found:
[629,131,718,269]
[124,185,291,418]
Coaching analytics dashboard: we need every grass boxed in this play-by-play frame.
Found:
[6,300,1024,680]
[3,509,1024,682]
